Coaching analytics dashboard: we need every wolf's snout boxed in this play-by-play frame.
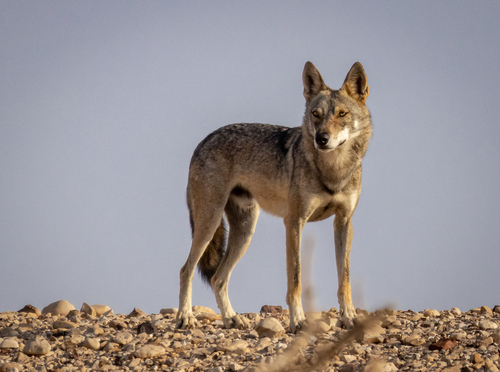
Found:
[315,133,330,146]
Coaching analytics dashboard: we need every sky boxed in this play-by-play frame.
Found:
[1,2,500,316]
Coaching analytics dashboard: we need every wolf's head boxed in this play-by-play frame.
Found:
[302,61,371,152]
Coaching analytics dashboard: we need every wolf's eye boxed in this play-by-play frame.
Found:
[339,110,347,117]
[312,109,319,117]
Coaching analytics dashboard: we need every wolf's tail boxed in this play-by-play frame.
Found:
[189,206,227,285]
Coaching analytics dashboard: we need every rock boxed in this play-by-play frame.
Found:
[22,339,51,355]
[82,337,101,350]
[160,307,178,315]
[429,338,457,351]
[355,324,386,343]
[91,304,111,316]
[127,307,146,318]
[255,317,285,338]
[493,305,500,314]
[450,307,461,316]
[481,306,493,315]
[137,321,157,335]
[479,320,498,330]
[0,363,23,372]
[0,339,19,349]
[135,344,165,358]
[53,320,77,329]
[403,334,425,346]
[80,302,96,316]
[17,304,40,317]
[192,305,215,314]
[220,340,249,353]
[42,300,75,316]
[115,332,134,345]
[260,305,283,315]
[423,309,440,317]
[342,355,356,363]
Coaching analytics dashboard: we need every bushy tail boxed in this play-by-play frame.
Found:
[188,205,227,284]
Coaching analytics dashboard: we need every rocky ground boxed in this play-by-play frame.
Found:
[1,301,500,372]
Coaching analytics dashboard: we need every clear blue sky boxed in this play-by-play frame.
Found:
[1,1,500,315]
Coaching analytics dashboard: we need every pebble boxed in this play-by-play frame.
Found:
[41,299,75,316]
[1,303,500,371]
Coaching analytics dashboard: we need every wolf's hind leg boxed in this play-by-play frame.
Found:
[176,208,225,330]
[211,192,259,329]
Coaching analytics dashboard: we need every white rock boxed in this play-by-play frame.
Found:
[80,302,96,316]
[160,308,178,315]
[0,338,19,349]
[423,309,440,317]
[82,337,100,350]
[479,320,498,330]
[192,305,215,314]
[91,304,111,316]
[42,300,76,316]
[115,332,134,345]
[23,339,51,355]
[451,307,461,316]
[135,344,165,358]
[255,318,285,338]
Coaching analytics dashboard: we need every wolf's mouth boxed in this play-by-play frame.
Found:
[337,140,346,147]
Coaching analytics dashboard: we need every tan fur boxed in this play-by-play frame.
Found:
[176,61,373,332]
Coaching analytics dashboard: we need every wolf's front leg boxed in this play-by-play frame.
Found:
[284,216,307,333]
[334,215,356,328]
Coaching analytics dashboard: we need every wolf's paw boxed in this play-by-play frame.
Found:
[290,315,308,334]
[339,307,356,329]
[224,314,250,329]
[175,312,198,330]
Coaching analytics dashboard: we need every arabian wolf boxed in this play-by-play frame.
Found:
[176,61,372,332]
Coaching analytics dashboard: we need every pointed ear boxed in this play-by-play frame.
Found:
[341,62,369,103]
[302,61,327,102]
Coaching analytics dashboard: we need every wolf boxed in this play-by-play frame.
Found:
[176,61,372,332]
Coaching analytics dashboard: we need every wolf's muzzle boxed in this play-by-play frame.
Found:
[315,133,330,147]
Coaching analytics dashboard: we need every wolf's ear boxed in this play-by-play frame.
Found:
[302,61,327,102]
[341,62,369,103]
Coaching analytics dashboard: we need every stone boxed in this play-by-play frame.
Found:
[23,339,51,355]
[311,320,331,333]
[115,332,134,345]
[92,304,111,316]
[137,321,157,335]
[42,300,76,316]
[450,307,461,316]
[479,320,498,330]
[83,337,101,350]
[17,304,40,317]
[160,307,178,315]
[52,320,77,329]
[429,338,457,351]
[260,305,283,315]
[0,363,23,372]
[127,307,146,318]
[481,306,493,315]
[355,324,386,343]
[192,305,215,314]
[493,305,500,314]
[403,334,425,346]
[0,338,19,349]
[255,317,285,338]
[80,302,96,316]
[135,344,165,358]
[423,309,440,317]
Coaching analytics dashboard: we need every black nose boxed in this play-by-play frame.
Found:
[315,133,330,146]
